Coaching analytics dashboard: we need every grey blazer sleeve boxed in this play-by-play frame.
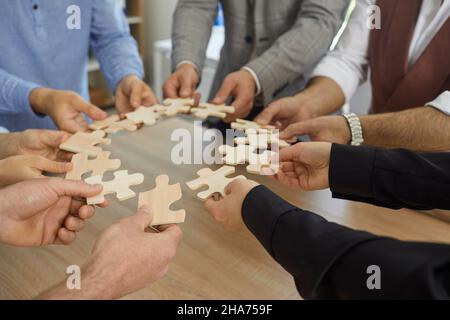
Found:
[171,0,219,71]
[246,0,349,101]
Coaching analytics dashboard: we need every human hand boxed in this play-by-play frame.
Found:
[78,207,182,299]
[0,155,72,188]
[0,179,105,247]
[6,129,72,161]
[204,179,260,231]
[30,88,108,133]
[280,115,351,144]
[163,63,200,99]
[274,142,332,191]
[211,69,256,123]
[115,75,158,115]
[255,94,319,129]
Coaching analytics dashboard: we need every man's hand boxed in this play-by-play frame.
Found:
[0,155,72,188]
[40,207,183,299]
[1,130,72,161]
[30,88,108,133]
[274,142,332,191]
[255,94,319,129]
[212,69,256,123]
[115,75,158,115]
[204,179,260,231]
[163,63,200,99]
[280,115,351,144]
[0,179,104,247]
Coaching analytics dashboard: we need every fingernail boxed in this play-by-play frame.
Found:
[140,206,151,214]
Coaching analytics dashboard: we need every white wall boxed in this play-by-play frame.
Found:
[143,0,178,86]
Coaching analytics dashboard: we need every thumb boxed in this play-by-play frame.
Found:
[37,158,72,174]
[160,224,183,246]
[179,76,195,98]
[280,121,313,140]
[53,180,103,198]
[39,130,72,148]
[130,83,144,109]
[131,206,154,231]
[255,102,282,125]
[73,96,108,121]
[212,79,234,105]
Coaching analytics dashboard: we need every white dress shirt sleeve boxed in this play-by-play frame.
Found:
[426,91,450,116]
[311,0,374,102]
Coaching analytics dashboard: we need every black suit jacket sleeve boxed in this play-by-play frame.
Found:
[242,186,450,299]
[329,144,450,210]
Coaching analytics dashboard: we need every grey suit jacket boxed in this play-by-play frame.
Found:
[171,0,349,106]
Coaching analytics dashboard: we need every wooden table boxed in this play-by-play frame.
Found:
[1,117,450,300]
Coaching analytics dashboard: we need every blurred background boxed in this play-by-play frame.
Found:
[89,0,370,114]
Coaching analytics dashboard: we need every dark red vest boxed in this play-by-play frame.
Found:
[369,0,450,113]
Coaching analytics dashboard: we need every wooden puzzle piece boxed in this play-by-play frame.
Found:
[138,175,186,226]
[157,98,194,117]
[234,129,291,149]
[65,151,121,180]
[89,115,120,131]
[190,102,235,120]
[246,163,280,176]
[85,170,144,205]
[126,106,161,126]
[60,130,111,157]
[231,119,276,132]
[219,144,277,166]
[104,119,138,134]
[186,166,247,201]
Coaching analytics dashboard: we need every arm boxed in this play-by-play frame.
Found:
[90,0,144,92]
[243,185,450,299]
[246,0,348,103]
[330,144,450,210]
[171,0,219,72]
[0,68,40,116]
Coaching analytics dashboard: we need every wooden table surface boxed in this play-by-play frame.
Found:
[1,117,450,300]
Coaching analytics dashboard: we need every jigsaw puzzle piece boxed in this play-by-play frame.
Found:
[191,103,235,120]
[89,115,120,131]
[231,119,276,132]
[60,130,111,157]
[126,106,161,126]
[139,175,186,226]
[104,119,138,134]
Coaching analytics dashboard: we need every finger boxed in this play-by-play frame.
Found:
[73,96,108,120]
[280,121,313,140]
[40,130,72,148]
[64,216,85,232]
[70,200,84,215]
[163,77,180,99]
[160,224,183,246]
[193,92,201,108]
[255,102,282,125]
[280,162,295,173]
[141,88,159,107]
[128,206,153,231]
[37,158,72,174]
[115,88,132,115]
[212,79,235,105]
[279,145,302,162]
[179,76,195,98]
[56,228,76,245]
[78,205,95,220]
[130,83,144,109]
[56,150,73,162]
[204,198,224,221]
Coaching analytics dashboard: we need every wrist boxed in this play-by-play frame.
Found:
[342,113,364,146]
[302,77,346,116]
[29,88,53,115]
[241,68,259,96]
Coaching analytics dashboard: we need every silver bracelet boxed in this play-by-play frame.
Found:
[342,113,364,146]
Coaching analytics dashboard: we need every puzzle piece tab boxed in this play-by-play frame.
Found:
[126,106,161,126]
[85,170,144,205]
[60,130,111,157]
[191,102,235,120]
[186,166,247,201]
[231,119,276,132]
[157,98,194,117]
[89,115,120,131]
[138,175,186,226]
[65,151,121,180]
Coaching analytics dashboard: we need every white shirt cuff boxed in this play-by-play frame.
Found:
[242,66,262,96]
[176,60,200,74]
[426,91,450,116]
[0,127,9,133]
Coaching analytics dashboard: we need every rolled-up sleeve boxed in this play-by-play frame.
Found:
[426,91,450,116]
[311,0,374,102]
[90,0,144,92]
[0,69,40,115]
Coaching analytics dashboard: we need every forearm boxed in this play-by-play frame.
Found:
[298,76,347,116]
[330,144,450,210]
[171,0,218,71]
[0,69,40,115]
[360,106,450,152]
